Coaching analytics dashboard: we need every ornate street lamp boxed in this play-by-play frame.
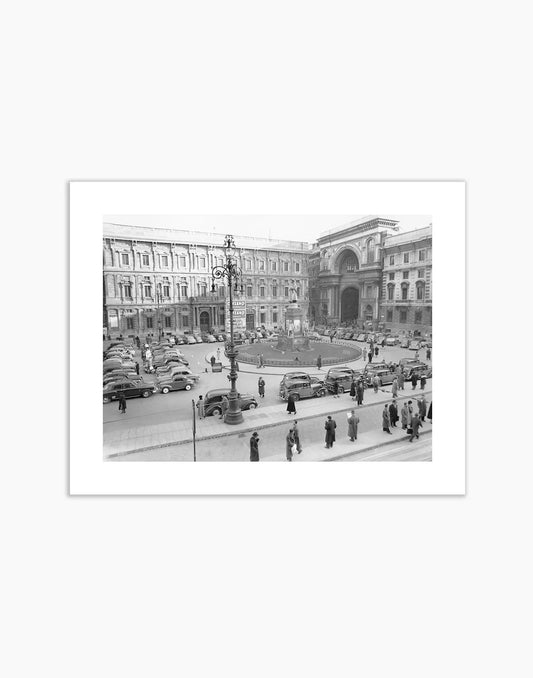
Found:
[156,282,163,340]
[211,234,244,425]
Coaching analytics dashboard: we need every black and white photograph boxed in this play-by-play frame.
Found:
[102,215,433,463]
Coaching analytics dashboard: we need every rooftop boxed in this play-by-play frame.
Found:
[317,216,400,243]
[383,225,432,247]
[103,222,311,252]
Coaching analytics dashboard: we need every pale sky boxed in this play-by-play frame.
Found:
[104,214,432,244]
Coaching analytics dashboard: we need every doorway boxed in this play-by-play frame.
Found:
[341,287,359,322]
[199,311,210,332]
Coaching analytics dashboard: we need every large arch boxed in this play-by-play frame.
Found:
[330,244,363,274]
[341,287,359,322]
[199,310,210,332]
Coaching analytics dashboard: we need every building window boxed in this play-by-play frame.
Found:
[164,316,172,328]
[121,253,129,265]
[260,313,266,324]
[297,287,301,298]
[200,257,206,268]
[246,285,253,298]
[387,284,395,301]
[124,284,132,298]
[144,285,152,297]
[403,252,409,264]
[260,286,265,297]
[273,312,278,323]
[419,250,426,261]
[283,261,289,272]
[259,261,265,271]
[142,254,150,266]
[181,285,188,298]
[163,285,170,297]
[271,261,277,272]
[272,285,278,297]
[284,287,289,297]
[146,317,153,329]
[403,271,409,280]
[399,310,407,323]
[367,239,375,263]
[199,284,207,297]
[414,311,422,324]
[416,282,424,300]
[401,285,409,301]
[418,269,425,279]
[386,310,393,322]
[389,272,395,281]
[389,255,395,266]
[126,317,134,329]
[161,255,168,267]
[295,262,300,272]
[182,315,189,327]
[179,256,186,268]
[245,260,252,271]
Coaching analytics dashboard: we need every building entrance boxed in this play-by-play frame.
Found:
[199,311,210,332]
[341,287,359,322]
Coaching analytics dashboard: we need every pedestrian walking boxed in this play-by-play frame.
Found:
[135,361,140,375]
[249,432,260,461]
[210,355,216,367]
[135,336,140,348]
[389,400,398,427]
[258,377,265,398]
[409,413,423,442]
[260,354,265,368]
[428,401,432,422]
[350,379,356,400]
[216,347,221,361]
[401,402,409,430]
[391,377,398,398]
[374,345,379,357]
[398,370,405,390]
[220,395,229,420]
[406,400,414,434]
[426,346,431,361]
[293,420,302,453]
[368,350,373,364]
[286,428,296,461]
[417,395,427,422]
[347,410,359,441]
[382,404,392,434]
[316,354,322,370]
[286,392,297,414]
[197,395,205,419]
[330,333,333,343]
[411,373,418,390]
[372,374,381,393]
[118,394,127,414]
[420,374,426,390]
[324,415,337,448]
[414,350,420,361]
[332,380,340,398]
[356,380,364,406]
[362,348,367,362]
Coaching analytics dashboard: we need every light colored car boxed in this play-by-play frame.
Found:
[156,376,195,394]
[193,334,203,343]
[207,334,217,343]
[408,340,422,351]
[186,335,197,344]
[157,367,200,383]
[385,336,400,346]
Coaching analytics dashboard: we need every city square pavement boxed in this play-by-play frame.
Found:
[104,338,432,461]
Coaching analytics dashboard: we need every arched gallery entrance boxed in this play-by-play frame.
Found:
[341,287,359,323]
[199,311,210,332]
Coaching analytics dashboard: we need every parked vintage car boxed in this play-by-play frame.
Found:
[157,367,200,382]
[279,374,326,401]
[364,366,397,387]
[408,340,423,351]
[325,366,361,394]
[202,389,258,417]
[103,379,156,403]
[103,373,142,387]
[156,375,196,394]
[400,337,410,348]
[403,362,432,380]
[385,335,400,346]
[186,335,197,344]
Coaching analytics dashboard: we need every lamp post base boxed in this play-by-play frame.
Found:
[224,408,244,425]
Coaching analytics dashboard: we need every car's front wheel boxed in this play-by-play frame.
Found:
[337,386,345,394]
[103,396,111,404]
[185,384,192,391]
[161,387,170,394]
[142,390,152,398]
[248,403,257,409]
[212,407,222,416]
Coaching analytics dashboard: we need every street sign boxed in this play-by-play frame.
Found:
[225,295,246,334]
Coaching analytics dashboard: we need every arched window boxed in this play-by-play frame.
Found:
[401,282,409,301]
[387,283,395,301]
[338,250,359,273]
[367,238,375,263]
[416,281,425,300]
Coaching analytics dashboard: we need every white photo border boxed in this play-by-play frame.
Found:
[70,180,465,495]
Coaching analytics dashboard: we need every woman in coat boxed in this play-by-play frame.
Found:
[374,345,379,357]
[350,379,356,400]
[398,370,405,390]
[401,402,409,429]
[417,396,427,421]
[347,410,359,441]
[286,428,295,461]
[258,377,265,398]
[391,377,398,398]
[420,375,426,390]
[382,404,392,433]
[324,416,336,448]
[389,400,398,427]
[286,393,297,414]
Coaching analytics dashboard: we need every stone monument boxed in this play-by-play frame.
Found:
[277,287,310,352]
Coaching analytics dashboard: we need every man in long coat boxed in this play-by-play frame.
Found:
[391,377,398,398]
[249,432,260,461]
[258,377,265,398]
[411,373,418,390]
[417,395,427,421]
[372,374,381,393]
[324,416,337,448]
[400,402,409,430]
[220,395,229,420]
[293,420,302,453]
[382,404,392,434]
[286,393,297,414]
[350,379,356,400]
[389,400,398,427]
[286,428,295,461]
[398,370,405,390]
[420,374,426,390]
[409,413,423,442]
[347,410,359,441]
[316,354,322,370]
[118,393,127,414]
[356,381,364,406]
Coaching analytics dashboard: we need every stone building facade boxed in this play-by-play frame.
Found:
[380,226,432,334]
[103,223,310,338]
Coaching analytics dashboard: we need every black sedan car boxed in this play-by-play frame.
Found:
[103,380,156,404]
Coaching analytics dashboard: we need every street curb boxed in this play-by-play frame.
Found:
[105,390,432,459]
[324,428,432,462]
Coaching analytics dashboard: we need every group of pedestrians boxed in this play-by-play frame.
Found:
[381,395,431,442]
[362,343,380,363]
[250,421,303,461]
